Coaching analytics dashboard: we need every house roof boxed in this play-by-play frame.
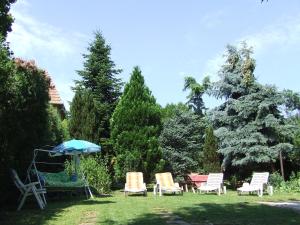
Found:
[14,58,65,107]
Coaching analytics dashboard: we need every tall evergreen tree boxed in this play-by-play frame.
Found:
[74,31,122,146]
[209,43,300,172]
[202,126,221,173]
[110,67,163,182]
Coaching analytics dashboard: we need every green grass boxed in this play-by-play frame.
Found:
[1,191,300,225]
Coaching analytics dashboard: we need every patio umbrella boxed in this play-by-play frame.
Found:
[51,139,101,156]
[51,139,101,177]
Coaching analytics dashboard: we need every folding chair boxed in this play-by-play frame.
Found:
[10,169,46,210]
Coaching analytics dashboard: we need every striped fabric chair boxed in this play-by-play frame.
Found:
[197,173,225,195]
[154,172,183,196]
[124,172,147,196]
[237,172,271,197]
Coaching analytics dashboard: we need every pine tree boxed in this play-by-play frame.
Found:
[203,126,220,173]
[74,31,122,145]
[209,43,300,172]
[110,67,163,182]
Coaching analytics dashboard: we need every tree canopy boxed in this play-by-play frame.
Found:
[74,31,122,145]
[209,44,300,171]
[110,66,163,182]
[159,109,205,181]
[0,0,16,38]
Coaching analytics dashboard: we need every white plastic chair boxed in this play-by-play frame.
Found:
[237,172,270,197]
[11,169,46,210]
[197,173,225,195]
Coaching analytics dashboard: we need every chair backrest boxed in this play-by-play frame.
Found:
[250,172,269,187]
[10,169,26,193]
[155,172,175,188]
[126,172,144,189]
[206,173,223,187]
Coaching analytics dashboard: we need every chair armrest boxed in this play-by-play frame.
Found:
[143,183,147,190]
[174,182,180,188]
[23,182,40,188]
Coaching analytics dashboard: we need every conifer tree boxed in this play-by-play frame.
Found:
[74,31,122,146]
[69,90,99,143]
[209,43,300,171]
[110,67,163,182]
[159,110,205,181]
[203,126,220,172]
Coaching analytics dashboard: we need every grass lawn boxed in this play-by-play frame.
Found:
[1,191,300,225]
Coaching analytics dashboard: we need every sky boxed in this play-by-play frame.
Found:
[7,0,300,110]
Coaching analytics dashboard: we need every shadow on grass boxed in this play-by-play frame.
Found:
[0,197,115,225]
[126,202,300,225]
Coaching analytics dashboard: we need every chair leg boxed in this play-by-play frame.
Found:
[17,188,30,211]
[32,187,45,209]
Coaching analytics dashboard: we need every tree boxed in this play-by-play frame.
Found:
[209,43,300,173]
[0,0,16,38]
[183,76,210,116]
[159,110,205,181]
[69,90,99,143]
[161,102,189,122]
[110,67,163,182]
[202,126,220,173]
[75,31,122,146]
[0,57,51,207]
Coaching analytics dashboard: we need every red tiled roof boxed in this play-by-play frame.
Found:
[14,58,64,106]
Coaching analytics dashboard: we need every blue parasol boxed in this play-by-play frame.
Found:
[51,139,101,156]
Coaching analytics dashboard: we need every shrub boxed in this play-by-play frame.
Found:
[270,172,300,193]
[64,155,111,194]
[80,155,112,194]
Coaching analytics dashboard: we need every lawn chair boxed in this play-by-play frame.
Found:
[197,173,225,195]
[10,169,47,211]
[124,172,147,196]
[237,172,272,197]
[154,172,183,196]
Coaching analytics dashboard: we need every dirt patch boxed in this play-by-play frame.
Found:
[78,211,97,225]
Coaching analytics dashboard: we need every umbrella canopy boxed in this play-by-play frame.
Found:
[51,139,101,156]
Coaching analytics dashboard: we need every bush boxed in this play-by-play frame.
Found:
[80,155,112,194]
[270,172,300,193]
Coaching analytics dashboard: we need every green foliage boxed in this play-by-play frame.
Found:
[209,44,300,170]
[74,31,123,148]
[161,102,189,122]
[270,172,300,193]
[159,110,205,182]
[110,66,163,182]
[0,0,16,38]
[46,105,65,145]
[0,54,51,207]
[69,90,99,143]
[183,76,210,116]
[202,126,221,173]
[80,155,112,194]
